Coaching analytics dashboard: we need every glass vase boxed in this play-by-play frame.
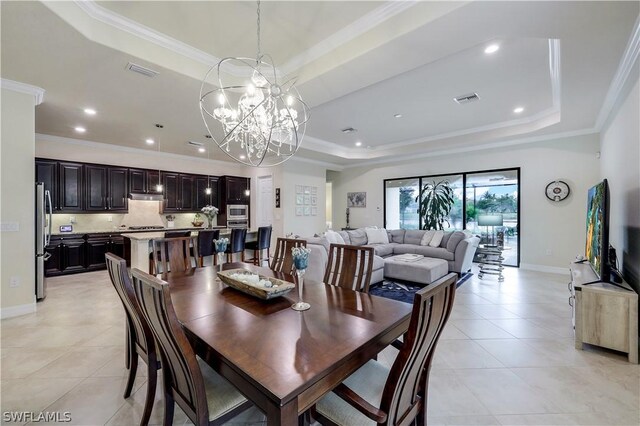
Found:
[291,268,310,311]
[216,252,225,269]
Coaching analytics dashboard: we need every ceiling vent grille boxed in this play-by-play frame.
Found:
[341,127,357,133]
[126,62,159,78]
[454,93,480,104]
[187,141,203,147]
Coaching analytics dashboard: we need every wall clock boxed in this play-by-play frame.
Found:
[545,180,570,202]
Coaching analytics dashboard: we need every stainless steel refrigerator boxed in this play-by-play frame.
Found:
[35,182,52,300]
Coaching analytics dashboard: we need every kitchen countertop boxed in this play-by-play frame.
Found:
[51,226,227,237]
[122,228,257,241]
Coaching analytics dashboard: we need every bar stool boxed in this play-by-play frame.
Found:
[149,230,192,274]
[196,229,220,267]
[245,226,272,266]
[225,228,247,263]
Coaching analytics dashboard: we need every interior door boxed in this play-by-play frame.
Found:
[257,175,273,227]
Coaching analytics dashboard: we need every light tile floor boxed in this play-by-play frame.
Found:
[1,266,638,425]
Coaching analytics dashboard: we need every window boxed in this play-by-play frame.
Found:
[384,178,419,229]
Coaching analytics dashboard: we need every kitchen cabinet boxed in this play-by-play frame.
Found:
[44,237,63,276]
[162,172,179,211]
[35,160,59,210]
[85,165,108,211]
[45,233,128,276]
[86,235,110,270]
[59,162,84,211]
[109,236,125,258]
[108,167,128,211]
[62,238,86,273]
[129,168,146,193]
[195,176,219,210]
[162,172,200,212]
[221,176,250,204]
[147,170,162,194]
[179,174,194,211]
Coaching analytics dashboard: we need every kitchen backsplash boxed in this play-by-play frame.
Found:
[51,200,214,233]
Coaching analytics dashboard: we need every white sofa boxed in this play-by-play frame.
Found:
[304,228,480,285]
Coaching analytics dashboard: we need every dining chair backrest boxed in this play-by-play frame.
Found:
[105,253,155,360]
[165,230,192,238]
[152,236,198,279]
[255,226,272,250]
[227,228,247,254]
[197,229,220,258]
[270,238,307,273]
[131,268,210,425]
[380,273,457,425]
[324,244,374,293]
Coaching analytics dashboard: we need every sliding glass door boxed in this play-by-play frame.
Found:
[384,168,520,266]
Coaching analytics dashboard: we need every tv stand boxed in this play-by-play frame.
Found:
[569,262,638,364]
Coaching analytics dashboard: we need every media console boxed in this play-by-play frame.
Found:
[569,262,638,363]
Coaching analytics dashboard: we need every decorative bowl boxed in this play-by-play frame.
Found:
[192,221,204,227]
[217,269,294,300]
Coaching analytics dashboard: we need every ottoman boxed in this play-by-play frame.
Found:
[384,255,449,285]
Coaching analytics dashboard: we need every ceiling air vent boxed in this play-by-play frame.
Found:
[454,93,480,104]
[187,141,203,147]
[126,62,159,78]
[341,127,357,133]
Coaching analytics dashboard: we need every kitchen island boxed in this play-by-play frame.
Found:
[122,229,257,273]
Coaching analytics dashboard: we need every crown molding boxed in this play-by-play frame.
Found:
[288,154,344,171]
[74,0,418,78]
[340,127,598,169]
[595,14,640,130]
[1,79,45,105]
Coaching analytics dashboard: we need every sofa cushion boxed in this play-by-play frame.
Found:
[414,245,455,261]
[366,243,396,257]
[325,230,345,245]
[446,231,467,253]
[393,244,418,255]
[305,236,331,253]
[429,230,444,247]
[388,229,406,244]
[347,229,368,246]
[338,231,351,245]
[440,231,453,248]
[420,230,436,246]
[404,230,426,245]
[366,228,389,244]
[372,255,385,271]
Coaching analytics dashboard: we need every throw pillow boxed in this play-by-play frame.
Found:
[347,228,368,246]
[446,231,466,252]
[420,230,436,246]
[325,230,345,245]
[366,228,389,244]
[429,230,444,247]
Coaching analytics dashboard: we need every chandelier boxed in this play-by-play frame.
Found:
[199,0,310,167]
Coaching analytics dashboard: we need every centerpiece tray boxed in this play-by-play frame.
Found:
[217,269,295,300]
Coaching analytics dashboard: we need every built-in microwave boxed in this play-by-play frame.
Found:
[227,204,248,221]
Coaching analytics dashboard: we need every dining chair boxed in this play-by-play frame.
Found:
[270,237,307,274]
[130,268,253,426]
[152,236,198,279]
[149,231,193,274]
[245,225,272,266]
[324,244,374,293]
[196,229,220,267]
[105,253,159,426]
[312,273,458,426]
[225,228,247,263]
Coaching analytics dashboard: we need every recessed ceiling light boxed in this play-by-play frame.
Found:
[239,154,246,160]
[394,114,402,118]
[74,126,86,133]
[484,44,500,54]
[198,147,206,153]
[83,108,96,115]
[513,107,524,114]
[145,138,155,145]
[355,141,362,147]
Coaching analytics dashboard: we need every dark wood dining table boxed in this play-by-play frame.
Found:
[165,262,413,425]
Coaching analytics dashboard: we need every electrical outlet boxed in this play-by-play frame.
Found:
[69,216,76,224]
[0,222,19,232]
[9,276,20,288]
[107,215,113,222]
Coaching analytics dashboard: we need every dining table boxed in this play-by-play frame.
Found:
[164,262,413,426]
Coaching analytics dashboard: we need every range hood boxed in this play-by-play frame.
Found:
[129,192,164,201]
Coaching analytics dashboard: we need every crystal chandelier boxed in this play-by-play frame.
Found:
[199,0,310,167]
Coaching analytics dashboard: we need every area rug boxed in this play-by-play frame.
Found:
[369,272,472,304]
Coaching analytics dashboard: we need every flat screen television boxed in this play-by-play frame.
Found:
[585,179,610,282]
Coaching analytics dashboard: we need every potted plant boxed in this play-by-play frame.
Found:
[165,214,176,228]
[416,180,455,230]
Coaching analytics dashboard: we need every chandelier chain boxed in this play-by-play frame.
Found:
[256,0,261,61]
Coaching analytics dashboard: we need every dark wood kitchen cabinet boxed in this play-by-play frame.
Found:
[62,238,86,273]
[109,236,125,258]
[195,176,219,210]
[147,170,162,194]
[45,233,127,276]
[35,160,59,210]
[162,172,179,211]
[129,168,147,193]
[44,237,63,276]
[107,167,128,211]
[85,165,108,211]
[162,172,200,212]
[59,162,84,212]
[178,174,194,211]
[85,235,110,270]
[221,176,250,204]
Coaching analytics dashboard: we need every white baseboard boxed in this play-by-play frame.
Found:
[0,302,37,319]
[520,263,569,275]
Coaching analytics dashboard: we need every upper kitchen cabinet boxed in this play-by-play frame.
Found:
[161,172,179,211]
[59,162,84,212]
[36,159,59,210]
[162,172,198,212]
[194,176,219,210]
[129,168,147,193]
[85,165,129,211]
[178,174,194,211]
[220,176,250,204]
[108,167,128,211]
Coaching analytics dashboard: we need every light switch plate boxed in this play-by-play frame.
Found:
[0,222,19,232]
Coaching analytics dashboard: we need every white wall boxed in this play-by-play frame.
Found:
[278,160,327,237]
[1,88,38,317]
[328,134,602,271]
[600,74,640,291]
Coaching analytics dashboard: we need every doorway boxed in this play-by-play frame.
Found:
[256,175,273,227]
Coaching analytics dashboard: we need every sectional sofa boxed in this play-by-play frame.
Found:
[304,228,480,284]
